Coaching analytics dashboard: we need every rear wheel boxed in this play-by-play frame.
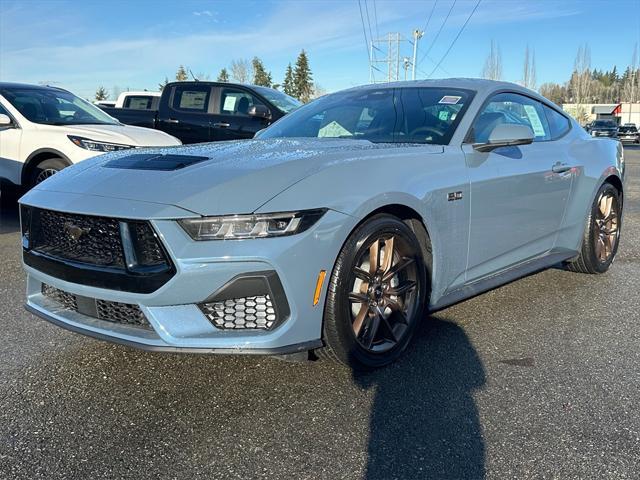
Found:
[320,214,428,369]
[28,157,68,188]
[567,182,622,274]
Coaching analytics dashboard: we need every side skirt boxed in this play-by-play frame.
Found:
[429,250,577,313]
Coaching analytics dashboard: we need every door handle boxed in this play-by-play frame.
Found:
[552,162,571,174]
[166,118,180,124]
[213,122,230,128]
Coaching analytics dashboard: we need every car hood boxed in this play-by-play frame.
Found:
[48,123,181,146]
[32,138,442,216]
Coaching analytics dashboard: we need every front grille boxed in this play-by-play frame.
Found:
[34,209,125,267]
[41,283,150,329]
[199,295,277,330]
[22,206,175,294]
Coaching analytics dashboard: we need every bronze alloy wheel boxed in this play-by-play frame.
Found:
[594,190,620,264]
[347,233,420,353]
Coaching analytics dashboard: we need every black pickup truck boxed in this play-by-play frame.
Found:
[100,82,301,144]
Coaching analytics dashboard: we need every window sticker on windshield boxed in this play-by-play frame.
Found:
[439,95,461,105]
[438,110,450,121]
[523,105,546,137]
[318,121,352,138]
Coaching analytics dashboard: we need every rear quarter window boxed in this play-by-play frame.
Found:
[543,105,571,140]
[171,86,211,112]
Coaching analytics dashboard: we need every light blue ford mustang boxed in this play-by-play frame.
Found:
[19,79,625,369]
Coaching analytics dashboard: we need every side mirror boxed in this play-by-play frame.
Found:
[248,105,271,119]
[473,124,534,152]
[0,114,13,127]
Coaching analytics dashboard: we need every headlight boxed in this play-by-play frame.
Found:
[178,209,327,241]
[68,135,134,152]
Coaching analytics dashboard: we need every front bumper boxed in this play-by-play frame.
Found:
[22,197,353,354]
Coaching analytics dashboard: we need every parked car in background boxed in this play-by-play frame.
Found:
[100,81,301,144]
[618,124,639,144]
[94,100,116,108]
[20,79,625,370]
[113,91,161,110]
[585,119,618,138]
[0,82,181,190]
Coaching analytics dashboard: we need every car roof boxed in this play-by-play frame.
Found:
[340,78,524,94]
[0,82,69,93]
[166,81,280,92]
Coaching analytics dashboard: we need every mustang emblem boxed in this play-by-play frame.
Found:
[64,223,91,242]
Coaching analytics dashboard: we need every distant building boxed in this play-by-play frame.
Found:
[562,103,640,126]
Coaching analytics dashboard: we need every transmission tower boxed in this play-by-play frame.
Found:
[369,31,423,83]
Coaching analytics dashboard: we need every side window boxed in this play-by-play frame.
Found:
[124,96,153,110]
[171,86,211,113]
[473,92,550,143]
[219,88,265,116]
[543,105,571,140]
[0,104,10,116]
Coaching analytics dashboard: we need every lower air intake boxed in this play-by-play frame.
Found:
[199,295,277,330]
[41,284,150,329]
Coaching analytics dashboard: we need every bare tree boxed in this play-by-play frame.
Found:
[522,46,537,90]
[569,44,592,122]
[481,40,502,81]
[230,59,253,84]
[622,43,638,104]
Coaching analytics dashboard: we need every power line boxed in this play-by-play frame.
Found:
[422,0,438,34]
[372,0,380,40]
[363,0,375,57]
[419,0,457,67]
[427,0,482,78]
[357,0,372,66]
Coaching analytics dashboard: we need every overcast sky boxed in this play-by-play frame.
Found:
[1,0,639,99]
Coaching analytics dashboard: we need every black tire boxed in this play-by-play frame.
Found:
[567,182,622,274]
[320,214,428,369]
[28,157,68,188]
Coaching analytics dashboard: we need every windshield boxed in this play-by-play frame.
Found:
[253,86,301,113]
[257,87,472,145]
[1,87,119,126]
[593,120,616,128]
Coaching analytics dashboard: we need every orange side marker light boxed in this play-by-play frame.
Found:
[313,270,327,306]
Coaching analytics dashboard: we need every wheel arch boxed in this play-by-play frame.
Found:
[21,149,72,185]
[334,202,435,299]
[603,174,623,201]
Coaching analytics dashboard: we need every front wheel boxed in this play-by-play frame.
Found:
[320,214,428,369]
[28,157,68,188]
[567,182,622,274]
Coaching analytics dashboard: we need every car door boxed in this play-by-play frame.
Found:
[211,87,272,141]
[0,103,23,185]
[462,92,573,282]
[157,84,214,144]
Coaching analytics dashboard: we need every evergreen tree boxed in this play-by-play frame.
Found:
[252,57,272,87]
[282,63,295,96]
[217,68,230,82]
[158,77,169,91]
[175,65,188,81]
[94,86,109,101]
[293,50,313,103]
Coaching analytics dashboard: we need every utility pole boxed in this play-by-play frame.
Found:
[411,29,423,80]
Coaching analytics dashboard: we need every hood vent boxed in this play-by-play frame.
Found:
[104,153,209,171]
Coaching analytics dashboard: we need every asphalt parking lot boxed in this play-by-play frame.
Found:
[0,147,639,480]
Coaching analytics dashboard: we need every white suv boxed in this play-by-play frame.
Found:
[0,82,180,190]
